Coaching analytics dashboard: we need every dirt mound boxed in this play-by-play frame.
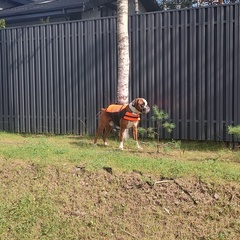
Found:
[1,162,239,239]
[68,167,240,239]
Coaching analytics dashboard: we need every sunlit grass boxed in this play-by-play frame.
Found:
[0,132,239,182]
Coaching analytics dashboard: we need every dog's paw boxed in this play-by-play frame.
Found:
[119,142,124,150]
[136,142,143,151]
[104,142,109,146]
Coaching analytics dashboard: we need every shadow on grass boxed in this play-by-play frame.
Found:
[18,133,236,153]
[178,140,230,152]
[68,136,120,150]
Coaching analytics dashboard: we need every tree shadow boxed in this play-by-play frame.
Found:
[180,140,230,152]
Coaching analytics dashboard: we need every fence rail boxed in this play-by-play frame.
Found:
[0,4,240,142]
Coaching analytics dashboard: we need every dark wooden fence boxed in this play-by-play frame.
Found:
[0,4,240,142]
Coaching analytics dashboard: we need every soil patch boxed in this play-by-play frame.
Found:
[1,162,239,239]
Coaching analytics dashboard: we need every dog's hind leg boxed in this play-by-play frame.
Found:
[94,110,110,146]
[93,129,101,145]
[102,123,112,146]
[94,120,106,145]
[94,122,106,145]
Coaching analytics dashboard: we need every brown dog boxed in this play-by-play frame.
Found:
[94,98,150,150]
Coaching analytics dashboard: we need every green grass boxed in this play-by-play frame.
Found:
[0,132,239,182]
[0,132,239,239]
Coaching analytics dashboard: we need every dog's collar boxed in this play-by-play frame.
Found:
[129,102,141,114]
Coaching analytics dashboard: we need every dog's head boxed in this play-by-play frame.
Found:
[129,98,150,114]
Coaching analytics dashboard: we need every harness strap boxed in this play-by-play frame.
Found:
[123,112,140,121]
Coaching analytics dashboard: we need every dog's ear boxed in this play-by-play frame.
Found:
[131,98,138,107]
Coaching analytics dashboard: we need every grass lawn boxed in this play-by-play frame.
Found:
[0,132,239,239]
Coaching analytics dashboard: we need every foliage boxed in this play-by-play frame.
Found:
[138,127,155,139]
[0,19,6,28]
[157,0,193,10]
[161,139,181,155]
[151,105,175,134]
[228,125,240,137]
[40,17,50,24]
[139,105,176,152]
[152,105,175,152]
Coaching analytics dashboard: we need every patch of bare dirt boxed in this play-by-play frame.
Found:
[66,166,240,239]
[1,162,240,239]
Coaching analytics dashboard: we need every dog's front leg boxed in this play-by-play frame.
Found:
[119,128,125,150]
[133,124,142,150]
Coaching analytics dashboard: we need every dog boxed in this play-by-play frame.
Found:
[94,98,150,150]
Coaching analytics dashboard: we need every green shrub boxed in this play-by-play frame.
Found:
[139,105,176,153]
[228,125,240,137]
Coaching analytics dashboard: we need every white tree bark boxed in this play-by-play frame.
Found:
[117,0,129,105]
[134,0,139,14]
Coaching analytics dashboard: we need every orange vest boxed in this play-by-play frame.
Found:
[123,111,140,121]
[105,104,140,126]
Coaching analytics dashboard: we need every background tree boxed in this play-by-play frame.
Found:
[157,0,192,10]
[0,19,6,28]
[117,0,129,105]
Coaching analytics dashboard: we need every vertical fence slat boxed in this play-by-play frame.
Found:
[29,27,35,133]
[17,28,25,133]
[52,25,60,134]
[65,23,72,133]
[71,23,78,134]
[190,9,197,140]
[110,18,117,102]
[217,7,224,141]
[196,8,207,140]
[225,6,234,139]
[40,26,47,133]
[7,30,14,132]
[0,31,3,131]
[78,22,86,135]
[46,25,54,133]
[59,24,66,133]
[1,30,8,131]
[34,27,41,133]
[139,14,147,105]
[130,15,139,100]
[172,11,179,139]
[180,10,188,140]
[206,8,215,140]
[234,5,240,142]
[23,28,30,133]
[147,14,155,106]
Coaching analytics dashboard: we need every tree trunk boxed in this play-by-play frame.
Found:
[117,0,129,105]
[134,0,139,14]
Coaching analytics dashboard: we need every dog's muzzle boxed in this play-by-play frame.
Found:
[142,105,150,114]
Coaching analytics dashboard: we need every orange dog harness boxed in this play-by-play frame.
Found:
[105,104,140,126]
